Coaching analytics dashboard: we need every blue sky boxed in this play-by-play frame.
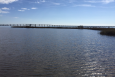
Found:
[0,0,115,26]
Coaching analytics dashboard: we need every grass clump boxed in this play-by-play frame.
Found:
[88,28,115,36]
[100,30,115,36]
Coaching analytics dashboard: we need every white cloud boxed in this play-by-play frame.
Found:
[18,8,30,12]
[18,10,25,11]
[35,1,40,3]
[41,0,45,2]
[21,8,27,10]
[22,8,30,10]
[85,1,97,3]
[2,7,10,10]
[53,3,60,5]
[69,0,76,3]
[100,6,115,8]
[102,0,114,3]
[0,0,18,4]
[74,4,95,7]
[31,7,37,9]
[85,0,115,4]
[14,17,18,18]
[0,9,9,13]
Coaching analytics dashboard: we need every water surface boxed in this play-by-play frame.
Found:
[0,26,115,77]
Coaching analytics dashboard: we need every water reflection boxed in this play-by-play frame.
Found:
[0,27,115,77]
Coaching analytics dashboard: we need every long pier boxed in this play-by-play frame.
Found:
[0,24,115,29]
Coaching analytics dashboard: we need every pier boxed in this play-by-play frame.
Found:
[0,24,115,29]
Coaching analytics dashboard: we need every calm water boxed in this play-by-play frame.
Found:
[0,26,115,77]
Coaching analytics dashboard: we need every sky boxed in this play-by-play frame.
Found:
[0,0,115,26]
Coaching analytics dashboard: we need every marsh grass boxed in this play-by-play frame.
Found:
[88,28,115,36]
[100,30,115,36]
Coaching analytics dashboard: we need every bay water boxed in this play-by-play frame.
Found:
[0,26,115,77]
